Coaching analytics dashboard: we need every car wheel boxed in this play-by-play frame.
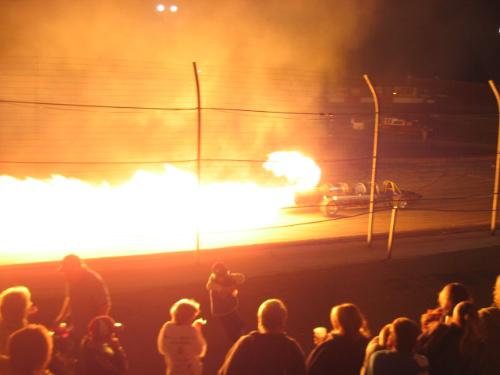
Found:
[320,199,338,217]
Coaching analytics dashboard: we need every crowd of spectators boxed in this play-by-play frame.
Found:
[0,255,498,375]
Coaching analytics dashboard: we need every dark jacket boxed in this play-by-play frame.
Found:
[417,323,483,375]
[306,333,369,375]
[218,330,306,375]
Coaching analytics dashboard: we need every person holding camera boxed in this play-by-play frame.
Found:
[157,298,207,375]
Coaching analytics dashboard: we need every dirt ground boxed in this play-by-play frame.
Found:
[1,231,499,375]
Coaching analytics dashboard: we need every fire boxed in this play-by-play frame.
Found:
[0,151,320,264]
[263,151,321,191]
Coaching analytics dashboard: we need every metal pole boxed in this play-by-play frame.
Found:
[489,80,500,235]
[363,74,380,246]
[387,206,398,259]
[193,62,202,257]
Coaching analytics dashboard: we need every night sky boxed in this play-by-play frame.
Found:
[353,0,500,82]
[0,0,499,82]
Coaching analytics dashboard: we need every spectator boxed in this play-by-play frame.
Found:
[218,298,305,375]
[55,254,111,342]
[478,275,500,374]
[157,298,207,375]
[0,324,53,375]
[418,301,483,375]
[206,262,245,343]
[306,303,370,375]
[79,315,127,375]
[420,282,470,334]
[361,324,392,375]
[0,286,37,356]
[366,317,429,375]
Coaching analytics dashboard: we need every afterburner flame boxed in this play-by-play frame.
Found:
[0,151,321,264]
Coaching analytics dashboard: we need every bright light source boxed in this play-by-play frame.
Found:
[170,4,178,12]
[156,4,165,12]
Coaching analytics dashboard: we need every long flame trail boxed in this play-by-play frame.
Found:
[0,151,321,264]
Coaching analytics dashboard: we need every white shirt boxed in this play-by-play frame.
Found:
[157,321,207,375]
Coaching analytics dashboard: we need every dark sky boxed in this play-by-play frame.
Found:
[352,0,500,82]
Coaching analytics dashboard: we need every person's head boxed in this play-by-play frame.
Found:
[212,262,229,278]
[87,315,118,343]
[8,324,53,375]
[257,299,287,333]
[170,298,200,325]
[390,317,420,353]
[452,301,484,355]
[0,286,34,326]
[59,254,84,282]
[438,282,471,316]
[452,301,479,328]
[494,275,500,308]
[330,303,370,338]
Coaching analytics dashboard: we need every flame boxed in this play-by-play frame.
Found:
[0,151,320,264]
[263,151,321,191]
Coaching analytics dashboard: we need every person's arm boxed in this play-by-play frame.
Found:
[157,324,167,355]
[92,274,111,316]
[218,336,250,375]
[192,324,207,358]
[206,274,224,292]
[54,296,70,325]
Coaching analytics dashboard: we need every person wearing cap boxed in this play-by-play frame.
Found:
[79,315,127,375]
[55,254,111,343]
[206,263,245,343]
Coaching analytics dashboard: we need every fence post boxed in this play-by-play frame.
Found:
[363,74,381,246]
[193,62,202,259]
[489,80,500,235]
[387,205,398,259]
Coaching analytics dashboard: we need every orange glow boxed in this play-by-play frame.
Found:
[0,151,320,264]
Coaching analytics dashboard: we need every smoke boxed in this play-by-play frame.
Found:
[0,0,378,181]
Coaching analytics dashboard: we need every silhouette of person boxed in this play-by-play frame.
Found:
[218,298,306,375]
[55,254,111,342]
[157,298,207,375]
[0,286,37,356]
[0,324,53,375]
[206,263,245,343]
[79,315,127,375]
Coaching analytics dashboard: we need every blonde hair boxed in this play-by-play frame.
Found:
[258,299,287,332]
[330,303,370,338]
[0,286,32,324]
[170,299,200,325]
